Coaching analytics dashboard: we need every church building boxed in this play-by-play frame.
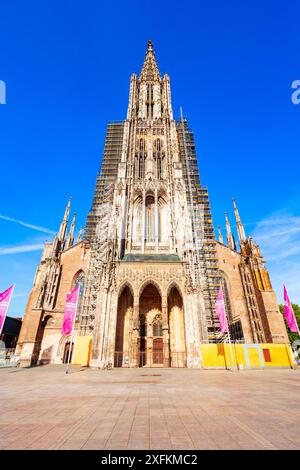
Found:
[16,41,289,368]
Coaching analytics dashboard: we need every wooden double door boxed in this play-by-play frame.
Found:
[138,337,163,367]
[153,338,163,364]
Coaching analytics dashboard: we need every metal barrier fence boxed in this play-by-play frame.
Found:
[0,349,20,368]
[114,351,187,368]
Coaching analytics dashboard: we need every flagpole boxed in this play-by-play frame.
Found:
[66,291,79,375]
[221,285,236,372]
[227,323,236,371]
[283,284,300,367]
[0,283,15,336]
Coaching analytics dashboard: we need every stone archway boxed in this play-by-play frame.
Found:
[139,283,164,367]
[114,285,133,367]
[168,285,187,367]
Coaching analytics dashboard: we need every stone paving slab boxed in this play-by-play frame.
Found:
[0,365,300,450]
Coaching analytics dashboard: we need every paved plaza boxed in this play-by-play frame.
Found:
[1,365,300,450]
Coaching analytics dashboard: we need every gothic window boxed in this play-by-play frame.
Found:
[136,139,146,179]
[146,85,153,119]
[220,275,244,342]
[139,155,144,179]
[229,320,244,342]
[139,138,144,151]
[73,271,85,320]
[221,277,233,323]
[153,139,163,179]
[157,156,162,179]
[145,195,155,242]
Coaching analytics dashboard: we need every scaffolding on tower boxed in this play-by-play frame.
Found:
[177,110,221,341]
[79,122,125,334]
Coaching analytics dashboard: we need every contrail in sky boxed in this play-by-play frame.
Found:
[0,215,56,235]
[0,243,44,255]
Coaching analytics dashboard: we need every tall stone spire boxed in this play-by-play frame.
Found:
[58,197,71,241]
[65,213,76,249]
[232,197,246,244]
[225,212,236,250]
[139,40,161,82]
[217,225,224,243]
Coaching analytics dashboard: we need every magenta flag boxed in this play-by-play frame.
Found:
[0,285,14,334]
[215,286,228,333]
[61,285,80,336]
[283,285,299,333]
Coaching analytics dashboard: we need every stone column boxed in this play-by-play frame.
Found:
[162,298,170,367]
[130,298,139,367]
[90,288,109,368]
[142,190,146,253]
[155,188,159,252]
[147,323,153,367]
[128,195,134,252]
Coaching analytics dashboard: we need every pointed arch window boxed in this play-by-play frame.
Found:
[136,138,146,179]
[72,271,85,320]
[221,277,232,323]
[153,139,163,179]
[145,195,155,242]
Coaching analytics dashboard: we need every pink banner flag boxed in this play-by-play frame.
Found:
[61,285,80,336]
[0,285,14,334]
[283,285,299,333]
[215,286,228,333]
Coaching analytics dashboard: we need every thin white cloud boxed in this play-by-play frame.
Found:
[0,243,44,255]
[0,215,56,235]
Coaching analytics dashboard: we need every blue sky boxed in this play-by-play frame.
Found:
[0,0,299,316]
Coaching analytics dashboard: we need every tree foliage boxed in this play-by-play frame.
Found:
[279,303,300,342]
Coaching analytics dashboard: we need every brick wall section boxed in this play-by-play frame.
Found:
[216,242,254,342]
[215,241,289,344]
[16,241,90,365]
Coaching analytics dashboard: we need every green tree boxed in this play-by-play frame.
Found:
[279,303,300,343]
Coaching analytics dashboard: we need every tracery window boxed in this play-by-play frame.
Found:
[145,195,155,242]
[73,271,85,320]
[221,277,233,323]
[153,139,163,179]
[136,138,146,179]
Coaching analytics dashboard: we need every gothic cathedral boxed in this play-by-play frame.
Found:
[16,41,288,368]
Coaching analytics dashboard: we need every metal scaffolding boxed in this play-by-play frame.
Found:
[177,113,221,341]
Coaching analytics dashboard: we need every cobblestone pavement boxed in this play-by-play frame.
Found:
[0,365,300,450]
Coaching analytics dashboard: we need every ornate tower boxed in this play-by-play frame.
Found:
[81,40,217,368]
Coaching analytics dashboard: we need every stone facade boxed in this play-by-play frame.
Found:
[16,41,288,368]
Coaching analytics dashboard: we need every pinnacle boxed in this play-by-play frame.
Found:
[140,40,161,82]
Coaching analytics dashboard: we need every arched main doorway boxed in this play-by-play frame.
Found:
[139,283,163,367]
[114,286,133,367]
[168,286,187,367]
